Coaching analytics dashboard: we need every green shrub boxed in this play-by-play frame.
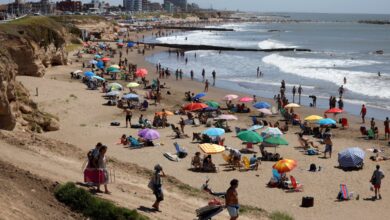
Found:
[55,182,148,220]
[270,211,294,220]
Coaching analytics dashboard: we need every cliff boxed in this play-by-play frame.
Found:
[0,16,77,131]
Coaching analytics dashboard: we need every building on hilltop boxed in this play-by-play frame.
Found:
[56,0,82,12]
[29,0,55,14]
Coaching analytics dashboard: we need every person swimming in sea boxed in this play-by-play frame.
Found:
[378,71,381,77]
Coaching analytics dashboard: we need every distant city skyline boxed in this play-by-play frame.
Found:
[1,0,390,14]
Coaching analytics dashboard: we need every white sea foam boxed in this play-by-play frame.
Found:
[257,39,296,49]
[262,54,389,99]
[226,78,315,90]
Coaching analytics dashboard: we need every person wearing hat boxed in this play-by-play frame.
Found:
[152,164,166,211]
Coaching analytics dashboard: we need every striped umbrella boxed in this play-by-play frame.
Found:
[273,159,297,173]
[338,147,365,168]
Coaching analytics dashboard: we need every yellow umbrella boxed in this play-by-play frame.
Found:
[199,143,225,154]
[273,159,297,173]
[126,82,140,88]
[304,115,323,122]
[285,103,300,108]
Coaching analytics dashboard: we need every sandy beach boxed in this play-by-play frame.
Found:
[4,24,389,220]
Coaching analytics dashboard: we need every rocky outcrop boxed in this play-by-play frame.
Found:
[0,17,72,131]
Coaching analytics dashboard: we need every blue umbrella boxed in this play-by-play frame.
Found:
[203,128,225,137]
[248,125,264,131]
[84,71,95,77]
[317,118,336,126]
[253,102,271,109]
[92,75,105,81]
[127,42,135,47]
[123,93,139,100]
[194,92,207,100]
[97,60,104,69]
[338,147,365,168]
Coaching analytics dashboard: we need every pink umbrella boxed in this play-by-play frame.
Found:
[258,108,272,115]
[239,96,254,103]
[223,94,238,101]
[215,114,238,121]
[136,68,148,77]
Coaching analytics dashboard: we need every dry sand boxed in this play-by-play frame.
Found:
[12,30,390,220]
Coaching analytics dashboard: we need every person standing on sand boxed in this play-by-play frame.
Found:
[175,69,179,80]
[226,179,240,220]
[202,69,205,82]
[204,80,209,92]
[360,104,367,123]
[179,117,185,133]
[323,130,333,158]
[292,86,296,103]
[370,118,376,130]
[385,117,389,140]
[338,85,344,97]
[151,164,166,211]
[97,145,110,194]
[338,97,344,110]
[370,165,384,200]
[212,70,216,86]
[179,69,183,80]
[124,108,132,128]
[298,85,303,104]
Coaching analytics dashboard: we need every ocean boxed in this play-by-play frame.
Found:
[145,12,390,119]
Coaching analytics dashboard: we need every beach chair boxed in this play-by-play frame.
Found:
[240,156,256,171]
[286,176,303,192]
[222,153,232,164]
[174,142,188,158]
[338,184,351,201]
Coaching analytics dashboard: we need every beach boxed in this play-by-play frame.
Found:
[10,22,390,220]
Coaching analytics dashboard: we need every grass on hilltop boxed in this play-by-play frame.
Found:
[269,211,294,220]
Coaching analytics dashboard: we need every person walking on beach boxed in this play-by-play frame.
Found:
[124,108,132,128]
[151,164,166,211]
[385,117,389,140]
[298,85,303,104]
[338,85,344,97]
[204,80,209,92]
[202,69,205,82]
[212,70,216,86]
[226,179,239,220]
[97,145,110,194]
[292,86,296,103]
[360,104,367,123]
[370,165,384,200]
[338,97,344,110]
[323,130,333,158]
[190,70,194,80]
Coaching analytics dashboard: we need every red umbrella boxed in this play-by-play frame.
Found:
[136,68,148,77]
[325,108,343,114]
[102,57,110,62]
[184,103,208,111]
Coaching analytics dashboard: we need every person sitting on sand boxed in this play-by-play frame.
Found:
[202,155,217,172]
[250,154,259,171]
[229,149,242,168]
[191,152,202,170]
[120,134,128,145]
[298,133,318,149]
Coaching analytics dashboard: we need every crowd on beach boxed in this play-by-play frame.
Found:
[68,25,390,219]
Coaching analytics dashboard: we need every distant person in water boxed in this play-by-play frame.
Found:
[212,70,216,86]
[378,71,381,77]
[292,86,296,103]
[343,77,347,84]
[201,69,205,82]
[298,85,303,104]
[360,104,367,124]
[257,67,260,77]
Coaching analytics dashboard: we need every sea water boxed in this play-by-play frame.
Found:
[145,13,390,119]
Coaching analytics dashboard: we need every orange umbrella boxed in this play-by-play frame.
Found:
[273,159,297,173]
[156,111,174,116]
[325,108,343,114]
[184,103,208,111]
[136,68,148,77]
[102,57,110,62]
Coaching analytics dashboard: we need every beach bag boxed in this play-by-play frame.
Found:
[309,163,317,172]
[110,121,120,126]
[301,196,314,207]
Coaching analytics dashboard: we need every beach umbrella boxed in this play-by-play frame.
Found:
[194,92,207,100]
[139,129,160,140]
[136,68,148,77]
[215,114,238,121]
[304,115,323,122]
[73,70,83,74]
[117,43,124,46]
[261,127,283,137]
[203,128,225,137]
[102,57,111,62]
[97,60,104,69]
[237,130,263,143]
[127,42,135,47]
[273,159,297,173]
[91,75,105,81]
[223,94,238,101]
[94,54,102,59]
[338,147,365,168]
[123,93,139,100]
[108,83,123,91]
[155,111,174,116]
[253,102,271,109]
[325,108,344,114]
[264,136,289,145]
[239,96,254,103]
[202,107,218,112]
[258,108,272,115]
[109,69,121,73]
[109,64,120,69]
[84,71,95,77]
[184,103,208,111]
[89,60,98,65]
[126,82,140,88]
[199,143,225,154]
[248,125,264,131]
[317,118,336,126]
[138,128,150,137]
[285,103,300,108]
[205,101,220,108]
[107,67,118,72]
[105,91,120,96]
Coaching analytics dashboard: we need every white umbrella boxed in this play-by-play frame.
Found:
[215,114,238,121]
[73,70,83,74]
[258,108,272,115]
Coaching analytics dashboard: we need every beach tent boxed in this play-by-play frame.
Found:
[199,143,225,154]
[253,102,271,109]
[203,128,225,137]
[338,147,365,168]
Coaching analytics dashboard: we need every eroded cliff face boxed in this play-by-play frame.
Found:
[0,17,70,131]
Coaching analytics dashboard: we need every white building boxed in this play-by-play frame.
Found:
[123,0,142,11]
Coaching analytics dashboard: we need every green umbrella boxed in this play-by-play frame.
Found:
[205,100,220,108]
[264,136,289,145]
[107,67,119,72]
[237,130,263,143]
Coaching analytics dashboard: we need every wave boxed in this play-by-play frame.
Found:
[226,78,315,90]
[262,54,389,99]
[257,39,296,49]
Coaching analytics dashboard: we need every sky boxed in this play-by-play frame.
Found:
[1,0,390,14]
